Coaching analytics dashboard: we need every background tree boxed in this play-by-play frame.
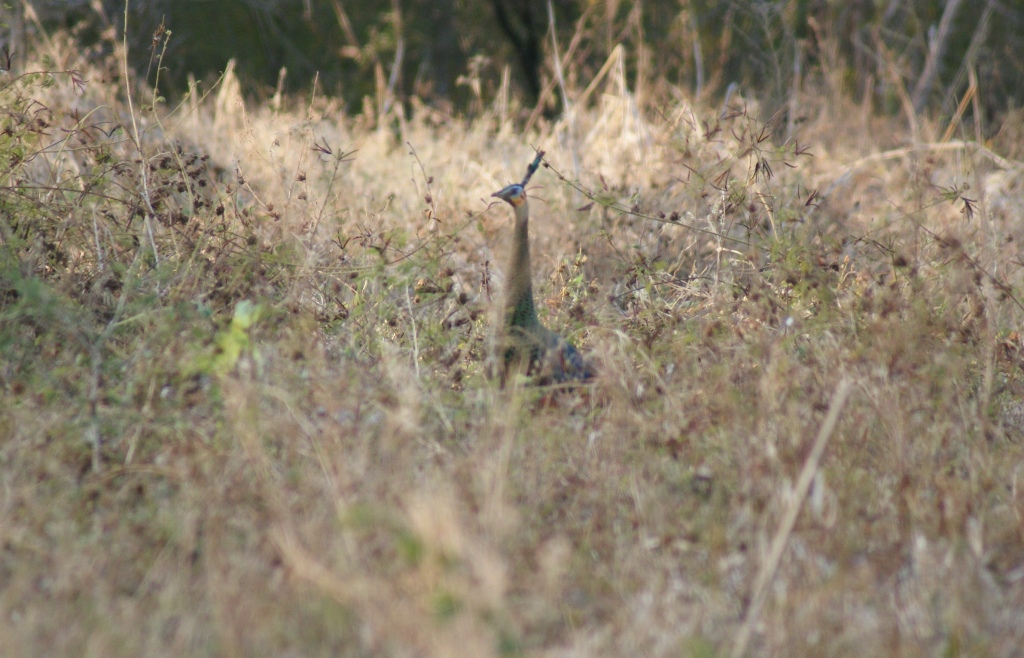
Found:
[4,0,1022,127]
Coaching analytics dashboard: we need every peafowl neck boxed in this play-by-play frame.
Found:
[505,200,540,330]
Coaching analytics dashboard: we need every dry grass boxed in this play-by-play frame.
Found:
[2,32,1024,658]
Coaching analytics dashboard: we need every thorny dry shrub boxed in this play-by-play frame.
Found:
[2,32,1024,658]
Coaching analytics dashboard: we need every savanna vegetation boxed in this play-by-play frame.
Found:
[2,2,1024,657]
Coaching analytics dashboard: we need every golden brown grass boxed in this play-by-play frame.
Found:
[2,31,1024,658]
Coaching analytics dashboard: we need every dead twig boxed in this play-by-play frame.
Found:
[731,379,854,658]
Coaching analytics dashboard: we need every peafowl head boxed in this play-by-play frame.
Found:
[492,183,527,208]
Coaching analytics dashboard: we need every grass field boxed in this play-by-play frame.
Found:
[2,30,1024,658]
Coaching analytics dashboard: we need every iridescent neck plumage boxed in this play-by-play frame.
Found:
[505,199,539,330]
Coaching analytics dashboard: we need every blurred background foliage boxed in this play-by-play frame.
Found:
[5,0,1023,125]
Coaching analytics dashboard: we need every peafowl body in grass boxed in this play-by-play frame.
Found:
[492,153,593,384]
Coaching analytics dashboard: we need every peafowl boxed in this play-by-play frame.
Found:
[491,152,593,384]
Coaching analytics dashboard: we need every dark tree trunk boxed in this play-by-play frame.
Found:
[490,0,543,103]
